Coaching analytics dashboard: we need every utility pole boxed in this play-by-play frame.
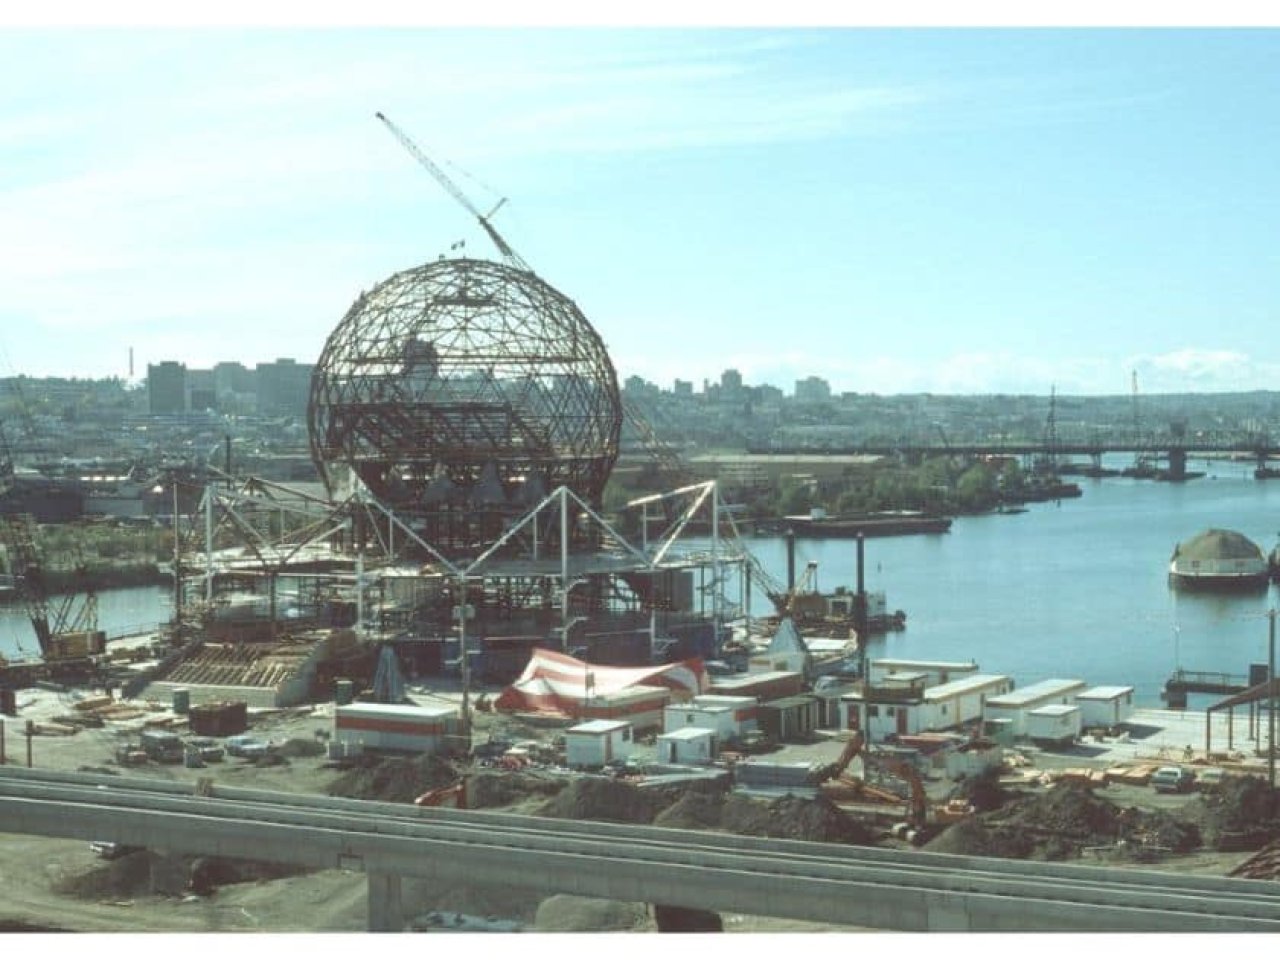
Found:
[1270,608,1276,813]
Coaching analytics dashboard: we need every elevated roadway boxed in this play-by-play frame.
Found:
[1,766,1278,932]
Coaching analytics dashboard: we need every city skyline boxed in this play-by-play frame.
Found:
[3,21,1279,395]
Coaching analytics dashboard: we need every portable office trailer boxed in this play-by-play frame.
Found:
[565,719,634,769]
[868,659,979,687]
[1026,704,1081,746]
[983,678,1088,736]
[664,701,748,739]
[1075,685,1135,728]
[334,702,458,754]
[655,726,717,765]
[919,674,1013,731]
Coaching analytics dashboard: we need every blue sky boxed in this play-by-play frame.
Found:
[2,22,1280,395]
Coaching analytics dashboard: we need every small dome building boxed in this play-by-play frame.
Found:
[1169,528,1270,590]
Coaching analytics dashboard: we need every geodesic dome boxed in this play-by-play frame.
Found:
[308,258,621,549]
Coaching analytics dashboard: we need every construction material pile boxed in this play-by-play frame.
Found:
[925,783,1199,860]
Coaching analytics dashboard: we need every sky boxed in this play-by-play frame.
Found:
[2,11,1280,396]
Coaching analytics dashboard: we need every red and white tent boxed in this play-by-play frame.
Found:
[494,647,708,718]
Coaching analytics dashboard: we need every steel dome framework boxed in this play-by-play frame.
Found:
[308,257,622,558]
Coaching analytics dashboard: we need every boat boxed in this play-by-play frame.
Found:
[776,511,952,538]
[1168,529,1270,591]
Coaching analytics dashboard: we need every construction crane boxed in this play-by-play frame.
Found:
[819,731,929,829]
[0,513,100,663]
[375,111,532,273]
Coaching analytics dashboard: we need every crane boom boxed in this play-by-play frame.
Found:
[375,111,531,273]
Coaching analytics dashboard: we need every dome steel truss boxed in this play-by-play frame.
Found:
[308,257,622,559]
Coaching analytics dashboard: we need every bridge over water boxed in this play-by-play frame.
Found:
[750,431,1280,482]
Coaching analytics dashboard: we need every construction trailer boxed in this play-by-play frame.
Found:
[1075,685,1135,728]
[564,719,634,769]
[663,696,756,739]
[839,673,1012,742]
[867,659,980,687]
[333,702,459,754]
[655,726,717,765]
[983,678,1088,736]
[1026,704,1082,746]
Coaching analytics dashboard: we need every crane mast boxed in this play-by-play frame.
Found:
[375,111,532,273]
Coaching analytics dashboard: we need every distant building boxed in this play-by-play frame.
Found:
[147,361,186,414]
[187,368,216,412]
[256,358,313,417]
[794,376,831,404]
[673,379,693,397]
[721,368,743,395]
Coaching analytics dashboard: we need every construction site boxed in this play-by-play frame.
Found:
[3,113,1280,933]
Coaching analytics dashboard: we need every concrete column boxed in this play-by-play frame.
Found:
[367,871,404,932]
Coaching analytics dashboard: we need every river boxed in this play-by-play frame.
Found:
[4,456,1278,708]
[743,455,1280,708]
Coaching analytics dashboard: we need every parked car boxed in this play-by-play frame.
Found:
[187,737,225,762]
[1150,765,1196,794]
[1194,767,1227,791]
[224,735,269,759]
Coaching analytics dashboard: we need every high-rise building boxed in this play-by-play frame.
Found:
[256,358,313,417]
[721,368,743,394]
[794,375,832,404]
[147,361,187,414]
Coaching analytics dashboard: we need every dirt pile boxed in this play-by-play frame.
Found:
[55,851,305,901]
[327,753,461,804]
[466,770,564,809]
[925,783,1200,861]
[533,775,674,824]
[1179,775,1280,850]
[719,793,874,844]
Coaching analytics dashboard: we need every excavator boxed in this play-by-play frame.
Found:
[819,732,928,829]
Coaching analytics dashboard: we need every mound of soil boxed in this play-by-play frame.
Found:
[1179,775,1280,850]
[949,769,1011,813]
[926,782,1200,861]
[55,851,305,900]
[533,776,672,824]
[466,771,564,809]
[720,793,874,844]
[653,789,727,831]
[327,753,461,804]
[655,787,873,845]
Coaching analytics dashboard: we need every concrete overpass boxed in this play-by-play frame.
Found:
[2,766,1278,933]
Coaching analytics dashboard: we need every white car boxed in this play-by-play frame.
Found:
[224,735,269,759]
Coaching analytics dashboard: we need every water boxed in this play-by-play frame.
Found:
[0,585,170,662]
[5,456,1278,707]
[741,455,1280,707]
